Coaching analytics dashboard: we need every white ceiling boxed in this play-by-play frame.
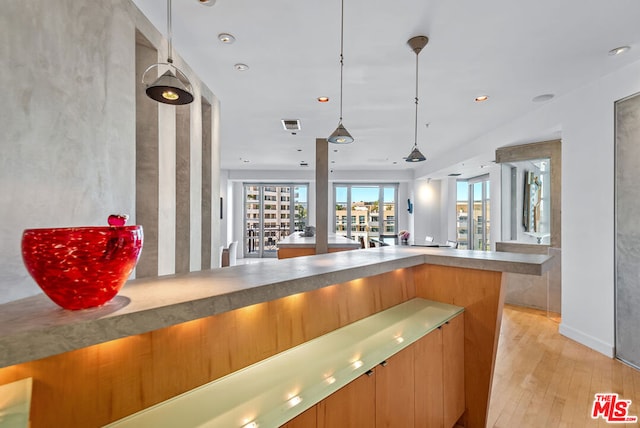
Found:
[131,0,640,179]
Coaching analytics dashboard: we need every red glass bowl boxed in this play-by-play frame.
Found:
[21,226,143,310]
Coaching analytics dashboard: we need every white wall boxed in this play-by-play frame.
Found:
[558,60,640,356]
[412,57,640,357]
[413,179,442,243]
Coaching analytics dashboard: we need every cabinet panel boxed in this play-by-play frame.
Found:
[318,372,376,428]
[414,327,444,427]
[281,405,317,428]
[443,313,465,427]
[376,348,415,427]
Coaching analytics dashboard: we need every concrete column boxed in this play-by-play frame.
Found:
[315,138,328,254]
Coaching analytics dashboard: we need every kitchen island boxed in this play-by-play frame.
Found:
[0,246,552,427]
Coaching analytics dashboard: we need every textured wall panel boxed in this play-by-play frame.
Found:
[175,105,191,273]
[615,92,640,369]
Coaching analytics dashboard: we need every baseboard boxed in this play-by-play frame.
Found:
[559,323,614,358]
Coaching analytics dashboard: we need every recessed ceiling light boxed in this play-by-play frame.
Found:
[609,46,631,56]
[198,0,216,5]
[448,173,461,177]
[243,159,250,163]
[234,63,249,71]
[475,95,489,102]
[218,33,235,44]
[317,96,330,103]
[532,93,555,103]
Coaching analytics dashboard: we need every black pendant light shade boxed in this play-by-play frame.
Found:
[328,0,354,144]
[145,68,194,105]
[406,146,427,162]
[404,35,429,163]
[142,0,194,106]
[328,121,354,144]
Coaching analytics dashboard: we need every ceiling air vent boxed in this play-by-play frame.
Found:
[281,119,301,131]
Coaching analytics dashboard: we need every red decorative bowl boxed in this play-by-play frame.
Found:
[21,226,143,310]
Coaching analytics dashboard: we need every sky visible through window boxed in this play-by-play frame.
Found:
[336,186,395,202]
[295,186,307,202]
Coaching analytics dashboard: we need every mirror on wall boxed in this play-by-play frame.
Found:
[501,158,551,244]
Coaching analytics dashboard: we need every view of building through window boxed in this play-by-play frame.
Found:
[334,184,398,246]
[244,184,308,257]
[456,178,490,250]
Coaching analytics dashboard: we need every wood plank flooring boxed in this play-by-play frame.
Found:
[488,305,640,427]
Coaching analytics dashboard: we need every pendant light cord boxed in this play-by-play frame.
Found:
[338,0,345,122]
[167,0,174,64]
[413,50,419,148]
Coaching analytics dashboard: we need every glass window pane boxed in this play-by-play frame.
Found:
[456,181,469,249]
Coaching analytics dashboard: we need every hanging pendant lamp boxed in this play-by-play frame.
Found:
[328,0,354,144]
[404,36,429,162]
[142,0,194,105]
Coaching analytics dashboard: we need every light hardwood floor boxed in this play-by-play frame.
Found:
[488,305,640,427]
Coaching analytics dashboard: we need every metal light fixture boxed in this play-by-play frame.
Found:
[405,36,429,162]
[142,0,194,105]
[328,0,354,144]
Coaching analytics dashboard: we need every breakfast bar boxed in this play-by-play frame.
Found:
[0,246,552,428]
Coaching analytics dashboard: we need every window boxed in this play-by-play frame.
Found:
[333,184,398,241]
[456,177,490,250]
[244,183,309,258]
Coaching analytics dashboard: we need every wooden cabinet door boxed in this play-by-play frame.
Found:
[281,405,317,428]
[414,327,444,427]
[376,346,415,428]
[443,313,465,427]
[317,371,376,428]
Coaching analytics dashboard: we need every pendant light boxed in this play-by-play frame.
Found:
[328,0,354,144]
[405,36,429,162]
[142,0,194,105]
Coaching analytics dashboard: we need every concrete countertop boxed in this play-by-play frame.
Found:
[277,233,361,248]
[0,246,552,368]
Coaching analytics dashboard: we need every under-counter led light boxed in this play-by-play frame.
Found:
[609,45,630,56]
[242,422,258,428]
[317,96,330,103]
[218,33,236,44]
[287,396,302,408]
[395,336,405,344]
[351,360,363,370]
[475,95,489,102]
[325,376,336,385]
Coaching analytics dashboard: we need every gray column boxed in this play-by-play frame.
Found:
[201,100,212,269]
[135,31,159,278]
[315,138,328,254]
[175,104,191,274]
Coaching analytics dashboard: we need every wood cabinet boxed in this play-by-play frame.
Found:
[281,406,317,428]
[443,313,465,427]
[376,348,415,427]
[317,371,376,428]
[280,313,464,428]
[415,325,444,426]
